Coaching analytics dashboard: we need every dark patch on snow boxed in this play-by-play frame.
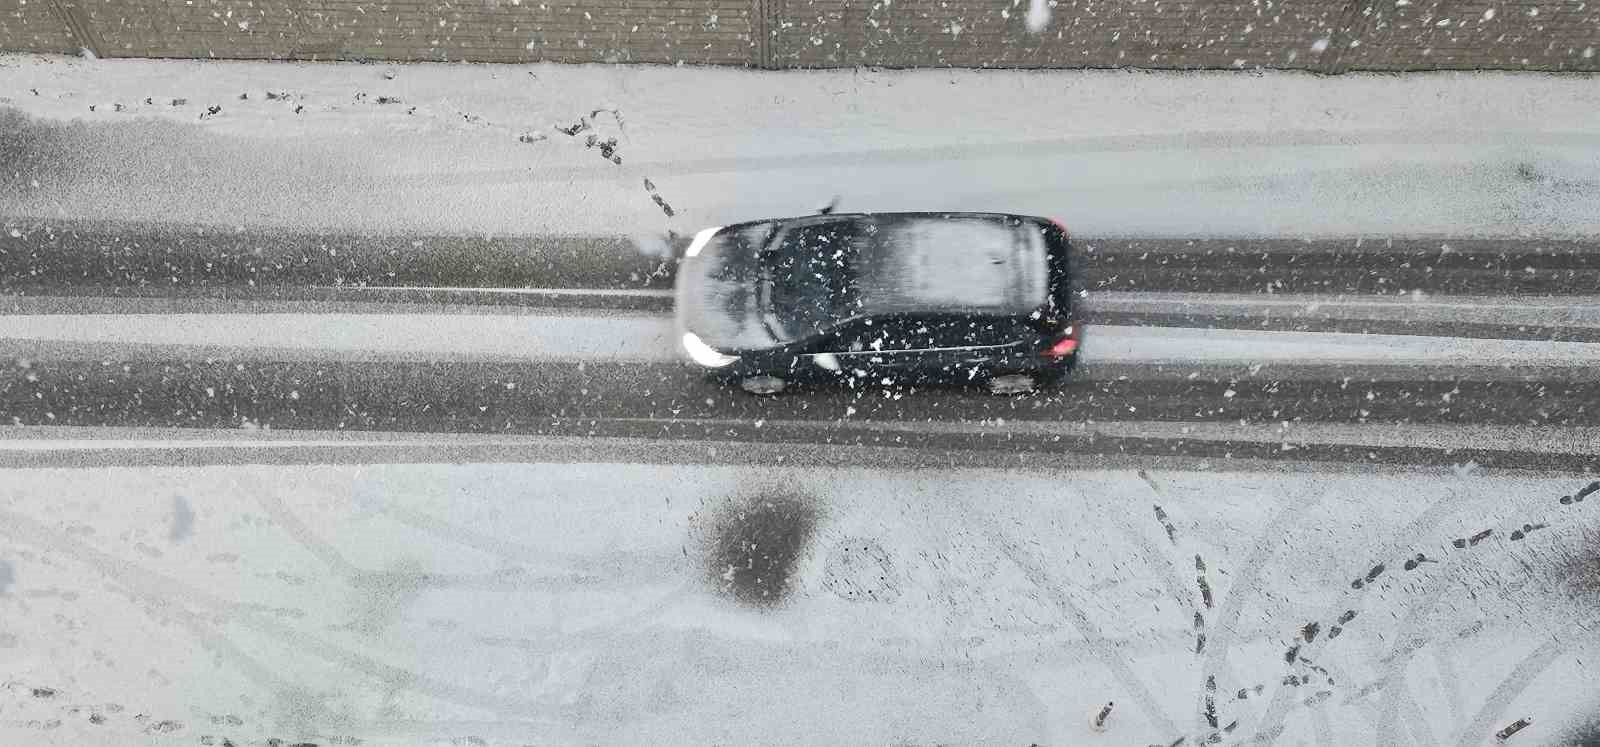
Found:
[641,177,676,217]
[1558,716,1600,746]
[1496,717,1533,741]
[343,557,426,635]
[1510,522,1549,541]
[1352,562,1386,588]
[1554,527,1600,603]
[31,687,56,698]
[700,487,821,609]
[1403,552,1436,570]
[146,719,183,734]
[0,108,90,196]
[1195,554,1213,608]
[1566,481,1600,505]
[650,190,676,217]
[1152,504,1178,543]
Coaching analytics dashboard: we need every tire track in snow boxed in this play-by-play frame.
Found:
[1449,640,1562,747]
[964,508,1179,737]
[1434,647,1467,725]
[1138,469,1247,738]
[1194,480,1327,742]
[1248,485,1470,744]
[1254,478,1600,744]
[0,506,571,720]
[1371,580,1452,745]
[247,474,360,578]
[1403,690,1444,747]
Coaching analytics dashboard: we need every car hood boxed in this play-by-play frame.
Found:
[674,231,781,353]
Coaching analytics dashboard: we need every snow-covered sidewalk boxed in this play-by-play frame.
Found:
[4,54,1600,240]
[0,454,1596,745]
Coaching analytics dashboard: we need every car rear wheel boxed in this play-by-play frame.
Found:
[740,375,788,395]
[987,374,1037,395]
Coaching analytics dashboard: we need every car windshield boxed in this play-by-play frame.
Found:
[764,219,869,341]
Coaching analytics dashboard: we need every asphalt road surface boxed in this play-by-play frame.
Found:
[3,219,1598,472]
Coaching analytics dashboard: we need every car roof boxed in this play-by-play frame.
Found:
[719,211,1052,231]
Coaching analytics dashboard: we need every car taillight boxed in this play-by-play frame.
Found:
[1043,322,1080,358]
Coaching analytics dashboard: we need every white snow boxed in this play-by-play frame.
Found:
[0,455,1594,745]
[3,54,1600,238]
[2,421,1597,456]
[5,312,1600,366]
[1025,0,1052,32]
[860,218,1049,312]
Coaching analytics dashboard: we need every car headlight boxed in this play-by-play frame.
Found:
[683,226,722,258]
[682,332,739,368]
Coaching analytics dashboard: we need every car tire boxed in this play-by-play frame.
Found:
[1035,363,1074,387]
[739,375,788,395]
[986,374,1037,395]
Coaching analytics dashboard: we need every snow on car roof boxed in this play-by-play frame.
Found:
[858,215,1049,315]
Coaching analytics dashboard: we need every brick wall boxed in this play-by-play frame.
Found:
[767,0,1354,69]
[41,0,755,63]
[1,0,1596,72]
[1337,0,1600,71]
[0,0,79,53]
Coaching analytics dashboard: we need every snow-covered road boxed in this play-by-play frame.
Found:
[5,310,1600,367]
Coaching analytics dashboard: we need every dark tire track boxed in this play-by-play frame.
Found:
[3,358,1598,471]
[7,219,1600,295]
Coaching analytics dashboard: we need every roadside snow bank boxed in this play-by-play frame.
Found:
[3,54,1600,238]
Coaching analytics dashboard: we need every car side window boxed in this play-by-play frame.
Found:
[833,318,1002,353]
[918,318,1031,349]
[828,319,913,353]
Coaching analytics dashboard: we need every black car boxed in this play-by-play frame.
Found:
[673,211,1085,394]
